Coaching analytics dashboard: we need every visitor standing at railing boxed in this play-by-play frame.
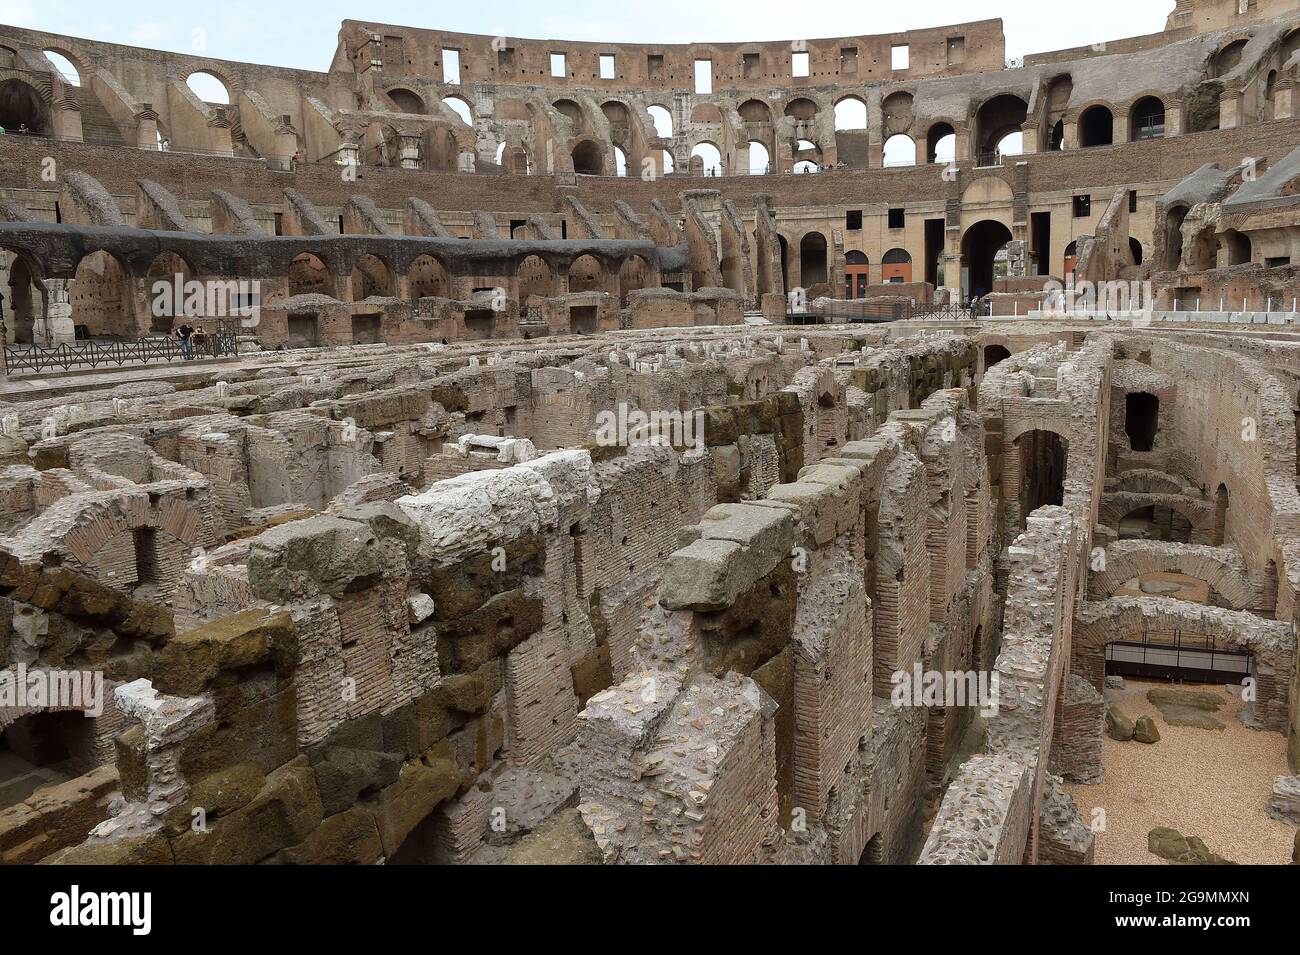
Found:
[176,323,194,359]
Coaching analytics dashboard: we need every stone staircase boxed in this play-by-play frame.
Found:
[74,87,126,145]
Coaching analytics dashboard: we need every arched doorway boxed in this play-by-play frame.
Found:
[568,254,604,294]
[961,220,1013,301]
[571,140,603,175]
[2,248,44,344]
[351,254,392,300]
[927,123,955,164]
[618,255,651,304]
[799,232,828,289]
[984,343,1011,368]
[974,95,1027,163]
[408,255,449,300]
[288,252,332,298]
[1130,97,1165,140]
[1213,484,1229,546]
[881,248,912,283]
[1079,105,1114,147]
[0,78,51,135]
[518,254,556,303]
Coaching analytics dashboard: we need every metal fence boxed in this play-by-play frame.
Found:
[2,323,240,376]
[789,301,974,324]
[1105,629,1252,684]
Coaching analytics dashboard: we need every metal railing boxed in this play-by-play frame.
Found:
[789,301,973,324]
[2,322,240,376]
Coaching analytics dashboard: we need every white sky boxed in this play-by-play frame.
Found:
[0,0,1175,71]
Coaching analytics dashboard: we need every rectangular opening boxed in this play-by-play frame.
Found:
[287,313,318,348]
[1073,194,1091,218]
[351,314,382,345]
[497,47,515,72]
[442,49,460,84]
[946,37,966,65]
[888,208,905,230]
[840,47,858,73]
[845,210,862,230]
[647,54,663,79]
[463,309,495,340]
[694,59,712,94]
[891,44,909,71]
[743,52,760,79]
[509,219,527,238]
[569,305,598,335]
[924,218,945,286]
[1265,256,1290,268]
[1129,190,1138,213]
[550,53,567,78]
[792,51,809,77]
[1031,210,1051,276]
[133,528,159,589]
[273,212,283,236]
[599,54,615,79]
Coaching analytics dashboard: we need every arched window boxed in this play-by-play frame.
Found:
[186,71,230,105]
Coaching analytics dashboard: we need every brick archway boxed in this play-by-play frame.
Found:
[1072,597,1293,730]
[1087,541,1256,609]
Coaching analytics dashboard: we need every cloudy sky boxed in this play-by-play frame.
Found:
[1,0,1174,70]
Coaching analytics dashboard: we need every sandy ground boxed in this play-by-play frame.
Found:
[1064,679,1294,865]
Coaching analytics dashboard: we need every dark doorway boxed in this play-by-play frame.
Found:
[1124,392,1159,452]
[351,314,382,344]
[1018,429,1067,521]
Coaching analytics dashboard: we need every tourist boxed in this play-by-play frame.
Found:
[176,322,194,359]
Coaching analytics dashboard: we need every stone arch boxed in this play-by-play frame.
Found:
[0,77,51,135]
[1087,541,1255,609]
[1072,597,1292,729]
[185,70,232,105]
[1099,491,1213,541]
[2,245,45,344]
[9,486,222,603]
[832,95,866,131]
[984,343,1011,369]
[567,254,604,294]
[973,94,1027,162]
[1211,38,1249,78]
[882,134,916,167]
[1220,228,1251,266]
[960,219,1014,300]
[1077,104,1113,147]
[880,91,915,136]
[70,249,135,339]
[1130,95,1165,140]
[798,231,828,289]
[926,122,956,164]
[571,138,605,175]
[408,254,449,300]
[143,250,196,333]
[618,255,652,305]
[351,253,393,300]
[518,254,556,303]
[386,87,427,115]
[288,251,332,298]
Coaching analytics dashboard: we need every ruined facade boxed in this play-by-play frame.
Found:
[0,1,1297,866]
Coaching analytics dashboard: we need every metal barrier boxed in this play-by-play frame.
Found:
[2,323,239,376]
[1105,629,1252,684]
[789,301,974,324]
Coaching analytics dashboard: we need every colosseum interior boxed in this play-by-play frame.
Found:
[0,0,1297,871]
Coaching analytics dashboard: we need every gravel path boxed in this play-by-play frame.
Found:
[1063,679,1295,865]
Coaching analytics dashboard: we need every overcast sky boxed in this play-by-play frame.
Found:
[1,0,1175,71]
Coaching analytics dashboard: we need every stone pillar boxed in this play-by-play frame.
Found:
[398,132,424,170]
[1274,82,1294,121]
[52,96,84,142]
[1164,104,1183,136]
[1062,121,1078,151]
[135,104,159,149]
[1111,110,1128,145]
[1219,90,1242,130]
[40,278,75,345]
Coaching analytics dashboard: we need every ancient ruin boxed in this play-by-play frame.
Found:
[0,0,1297,867]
